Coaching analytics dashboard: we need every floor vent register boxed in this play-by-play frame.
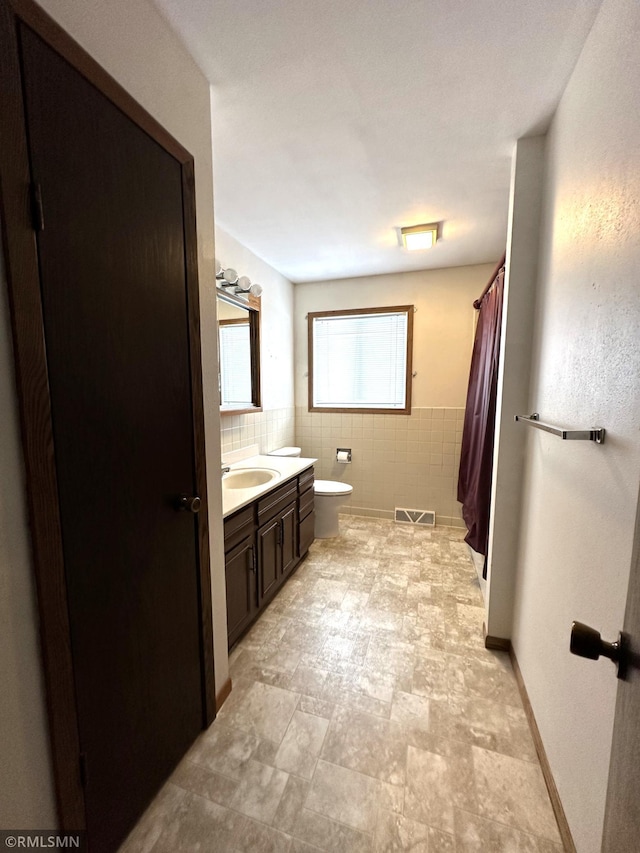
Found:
[394,507,436,526]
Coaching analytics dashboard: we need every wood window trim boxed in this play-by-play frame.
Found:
[0,0,215,830]
[307,304,414,415]
[218,293,262,416]
[218,318,263,415]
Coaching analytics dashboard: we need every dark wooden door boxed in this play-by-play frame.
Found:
[258,517,280,603]
[281,502,298,578]
[225,536,257,647]
[18,22,206,853]
[602,491,640,851]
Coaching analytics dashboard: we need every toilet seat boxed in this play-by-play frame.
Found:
[268,446,302,457]
[314,479,353,497]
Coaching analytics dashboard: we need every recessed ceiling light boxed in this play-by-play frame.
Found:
[400,223,439,251]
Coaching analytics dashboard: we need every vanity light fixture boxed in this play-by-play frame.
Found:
[400,222,439,251]
[218,267,239,285]
[235,282,263,297]
[215,259,262,297]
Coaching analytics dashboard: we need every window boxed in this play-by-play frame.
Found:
[308,306,413,414]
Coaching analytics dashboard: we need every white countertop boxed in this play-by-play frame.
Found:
[221,454,317,518]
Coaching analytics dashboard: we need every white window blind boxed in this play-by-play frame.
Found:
[220,323,252,405]
[312,311,409,409]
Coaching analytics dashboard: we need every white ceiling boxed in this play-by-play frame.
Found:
[153,0,602,283]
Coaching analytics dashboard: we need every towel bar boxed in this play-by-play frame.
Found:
[514,413,605,444]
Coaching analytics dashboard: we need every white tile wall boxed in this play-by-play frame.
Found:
[221,407,466,528]
[295,407,465,528]
[220,407,296,456]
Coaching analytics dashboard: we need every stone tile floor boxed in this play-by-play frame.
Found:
[120,517,563,852]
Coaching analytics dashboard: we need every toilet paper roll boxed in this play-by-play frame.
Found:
[336,450,351,463]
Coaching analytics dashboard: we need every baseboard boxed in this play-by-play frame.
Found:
[215,677,232,713]
[509,648,576,853]
[484,631,511,652]
[341,506,465,528]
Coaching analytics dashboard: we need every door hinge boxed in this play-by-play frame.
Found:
[79,752,88,788]
[30,182,45,232]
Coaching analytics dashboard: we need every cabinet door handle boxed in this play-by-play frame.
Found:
[249,547,256,574]
[276,521,281,545]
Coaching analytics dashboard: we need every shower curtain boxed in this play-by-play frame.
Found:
[457,262,505,577]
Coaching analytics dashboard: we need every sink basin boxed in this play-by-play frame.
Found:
[222,467,280,490]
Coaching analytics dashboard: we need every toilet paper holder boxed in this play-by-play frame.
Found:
[336,448,352,463]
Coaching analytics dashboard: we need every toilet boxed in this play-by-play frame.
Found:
[268,447,353,538]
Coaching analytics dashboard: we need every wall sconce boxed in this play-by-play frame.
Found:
[400,222,439,251]
[215,259,262,297]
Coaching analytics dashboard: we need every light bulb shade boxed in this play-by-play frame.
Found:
[215,259,223,277]
[400,223,439,251]
[249,283,263,297]
[237,275,251,289]
[223,267,238,284]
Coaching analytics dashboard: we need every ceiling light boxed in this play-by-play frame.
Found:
[400,223,439,251]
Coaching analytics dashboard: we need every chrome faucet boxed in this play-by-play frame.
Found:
[221,463,231,474]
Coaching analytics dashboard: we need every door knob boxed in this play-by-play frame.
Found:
[177,495,201,513]
[570,621,628,679]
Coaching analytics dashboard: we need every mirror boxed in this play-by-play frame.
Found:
[217,289,261,413]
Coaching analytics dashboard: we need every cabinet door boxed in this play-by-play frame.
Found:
[299,511,315,557]
[281,502,298,578]
[257,517,280,605]
[225,536,257,648]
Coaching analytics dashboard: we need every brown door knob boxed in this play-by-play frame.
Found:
[570,621,628,679]
[177,495,201,513]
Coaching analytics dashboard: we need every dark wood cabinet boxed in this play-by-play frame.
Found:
[298,469,315,558]
[299,510,315,556]
[224,466,314,648]
[257,515,280,604]
[225,535,257,648]
[256,498,297,604]
[224,504,257,648]
[281,501,298,577]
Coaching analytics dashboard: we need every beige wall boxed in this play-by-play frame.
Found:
[295,265,493,409]
[216,227,296,456]
[0,0,227,826]
[294,264,494,523]
[508,1,640,849]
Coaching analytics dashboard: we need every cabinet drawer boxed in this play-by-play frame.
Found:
[257,478,298,526]
[224,504,255,553]
[298,484,314,520]
[298,466,314,493]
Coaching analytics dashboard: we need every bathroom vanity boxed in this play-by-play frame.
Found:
[222,454,316,648]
